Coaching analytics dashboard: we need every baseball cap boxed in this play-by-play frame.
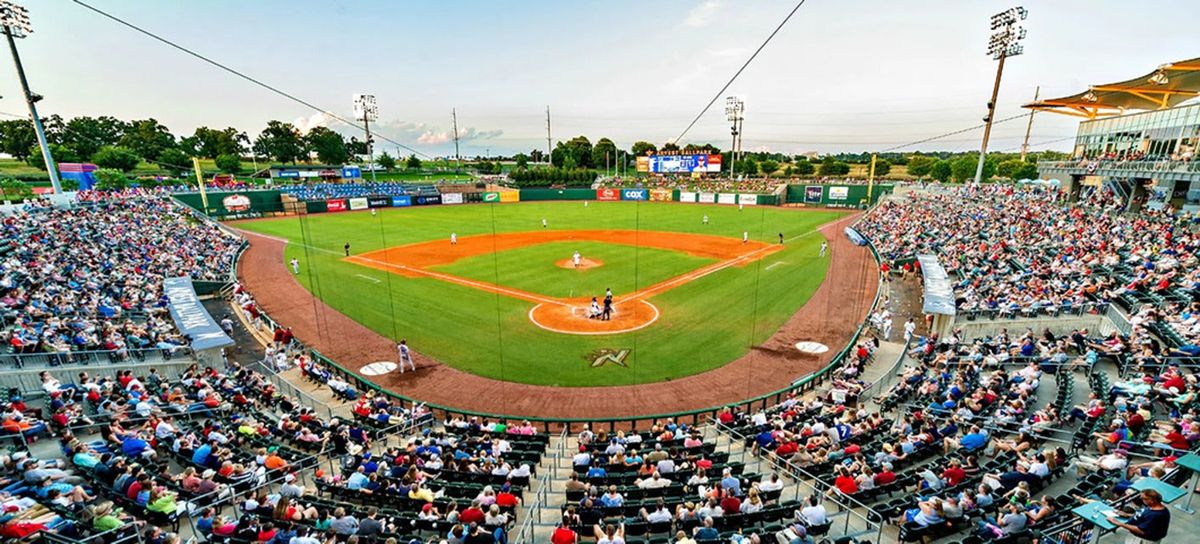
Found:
[1163,455,1179,463]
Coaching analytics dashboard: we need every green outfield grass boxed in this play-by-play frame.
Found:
[235,201,847,386]
[433,240,715,299]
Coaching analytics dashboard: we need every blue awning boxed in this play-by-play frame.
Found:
[163,277,235,351]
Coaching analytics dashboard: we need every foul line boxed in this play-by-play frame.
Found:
[765,261,788,271]
[355,274,381,284]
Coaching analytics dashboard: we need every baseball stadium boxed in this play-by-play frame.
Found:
[0,2,1197,544]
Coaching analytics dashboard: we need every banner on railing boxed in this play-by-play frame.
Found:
[163,277,234,351]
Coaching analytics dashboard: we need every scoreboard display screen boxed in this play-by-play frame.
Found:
[636,153,722,173]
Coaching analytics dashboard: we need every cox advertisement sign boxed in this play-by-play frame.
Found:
[367,197,391,208]
[414,195,442,206]
[620,189,649,201]
[391,196,412,207]
[596,188,620,201]
[442,193,464,205]
[326,199,348,212]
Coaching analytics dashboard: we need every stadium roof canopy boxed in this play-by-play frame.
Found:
[1024,57,1200,119]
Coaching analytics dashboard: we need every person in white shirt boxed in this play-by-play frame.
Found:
[904,318,917,342]
[799,496,828,526]
[637,472,671,489]
[759,473,784,493]
[642,500,673,523]
[751,411,768,427]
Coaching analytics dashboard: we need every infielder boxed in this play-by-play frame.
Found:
[743,231,749,244]
[573,250,582,268]
[542,218,548,228]
[820,241,828,257]
[290,258,300,274]
[344,242,351,257]
[451,233,458,245]
[397,339,415,373]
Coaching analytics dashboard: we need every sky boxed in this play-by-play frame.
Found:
[6,0,1199,158]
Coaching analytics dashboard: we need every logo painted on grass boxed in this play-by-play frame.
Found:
[587,348,631,368]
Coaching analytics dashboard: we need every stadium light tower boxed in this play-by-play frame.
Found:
[353,94,378,183]
[725,96,744,179]
[974,6,1027,184]
[0,1,60,193]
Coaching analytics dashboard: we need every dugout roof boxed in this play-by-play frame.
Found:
[1024,57,1200,119]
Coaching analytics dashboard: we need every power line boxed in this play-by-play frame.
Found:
[71,0,432,159]
[673,0,808,145]
[876,112,1029,153]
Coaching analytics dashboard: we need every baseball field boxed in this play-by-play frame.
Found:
[234,201,847,387]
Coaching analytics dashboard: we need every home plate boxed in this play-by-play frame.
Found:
[359,362,397,376]
[794,341,829,355]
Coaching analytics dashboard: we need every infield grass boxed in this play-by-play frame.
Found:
[235,201,848,386]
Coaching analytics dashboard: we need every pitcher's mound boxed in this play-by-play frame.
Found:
[556,257,603,270]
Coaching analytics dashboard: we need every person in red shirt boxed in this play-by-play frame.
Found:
[874,463,897,486]
[941,459,967,487]
[832,466,858,496]
[719,489,741,514]
[459,502,485,525]
[496,489,519,508]
[1154,423,1190,453]
[550,521,578,544]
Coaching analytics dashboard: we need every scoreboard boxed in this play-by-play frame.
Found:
[636,153,722,173]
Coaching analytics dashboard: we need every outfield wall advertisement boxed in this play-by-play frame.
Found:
[699,192,716,203]
[620,189,649,201]
[739,194,758,205]
[499,191,520,203]
[596,188,620,201]
[391,196,412,207]
[649,189,672,202]
[367,197,391,208]
[414,195,442,206]
[442,193,464,205]
[348,197,369,210]
[326,199,348,212]
[717,193,737,205]
[678,192,697,203]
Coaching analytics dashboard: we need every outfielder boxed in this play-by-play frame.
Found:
[542,218,548,228]
[820,241,828,257]
[702,215,709,225]
[743,231,749,244]
[290,258,300,274]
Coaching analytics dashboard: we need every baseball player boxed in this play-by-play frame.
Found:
[542,218,548,228]
[589,297,601,319]
[371,208,377,217]
[778,233,784,245]
[344,242,351,256]
[702,215,709,225]
[290,258,300,274]
[820,241,828,257]
[397,339,415,373]
[451,233,458,245]
[584,201,589,208]
[743,231,749,244]
[573,251,582,268]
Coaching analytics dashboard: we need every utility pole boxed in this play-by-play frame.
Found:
[0,3,60,193]
[545,106,553,167]
[975,6,1028,184]
[353,94,378,182]
[1020,86,1040,162]
[451,109,461,173]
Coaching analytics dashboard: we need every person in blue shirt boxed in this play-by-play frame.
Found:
[122,433,156,461]
[599,486,624,508]
[944,425,987,454]
[346,467,369,490]
[586,463,607,478]
[192,441,214,466]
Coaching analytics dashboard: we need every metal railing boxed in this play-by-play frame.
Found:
[0,345,193,369]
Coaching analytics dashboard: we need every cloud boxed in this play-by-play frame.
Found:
[416,126,505,145]
[684,0,721,28]
[292,111,334,134]
[330,118,504,148]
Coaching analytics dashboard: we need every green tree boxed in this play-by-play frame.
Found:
[591,138,618,170]
[950,154,996,182]
[631,141,657,157]
[661,142,680,152]
[0,120,35,160]
[93,168,129,190]
[793,160,815,176]
[997,159,1039,180]
[118,118,176,161]
[872,158,891,177]
[759,159,780,175]
[734,158,758,175]
[406,154,422,169]
[377,151,396,170]
[514,153,529,169]
[818,157,850,176]
[215,153,241,174]
[157,148,191,176]
[906,155,934,178]
[563,136,594,169]
[186,126,247,159]
[253,121,305,164]
[304,126,348,165]
[91,145,141,172]
[0,179,32,201]
[26,143,80,169]
[930,159,952,182]
[62,116,127,160]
